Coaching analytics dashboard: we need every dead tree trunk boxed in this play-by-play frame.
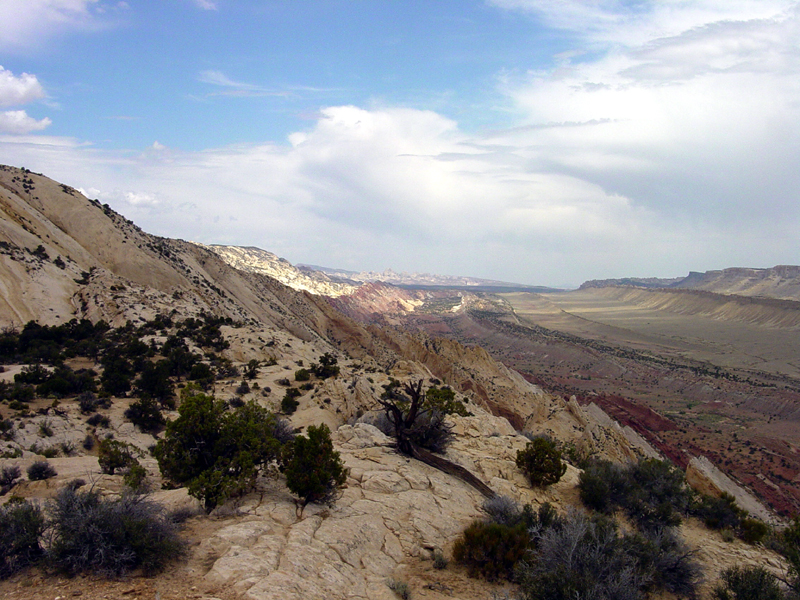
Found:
[409,443,496,499]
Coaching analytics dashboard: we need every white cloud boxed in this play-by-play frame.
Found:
[0,3,798,286]
[124,191,159,206]
[0,0,113,51]
[0,105,753,286]
[0,111,51,134]
[487,0,797,45]
[0,67,46,108]
[192,0,217,10]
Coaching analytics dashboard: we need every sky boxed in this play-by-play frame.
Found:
[0,1,798,288]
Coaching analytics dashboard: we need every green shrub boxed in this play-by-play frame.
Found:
[387,578,411,600]
[123,464,148,491]
[0,499,45,579]
[626,458,690,529]
[124,396,165,432]
[453,520,530,581]
[739,518,770,545]
[154,391,282,511]
[713,565,785,600]
[694,492,743,531]
[283,424,348,507]
[281,387,301,414]
[243,359,259,380]
[98,439,140,475]
[134,361,175,407]
[311,353,340,379]
[580,458,691,530]
[294,368,310,382]
[27,460,57,480]
[516,437,566,488]
[432,549,448,570]
[46,487,185,576]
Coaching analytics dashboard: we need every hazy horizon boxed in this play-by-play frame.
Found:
[1,1,799,287]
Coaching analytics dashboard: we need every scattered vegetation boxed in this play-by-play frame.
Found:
[579,457,691,530]
[0,499,45,579]
[387,578,411,600]
[46,487,185,577]
[27,460,57,481]
[515,435,566,488]
[713,565,785,600]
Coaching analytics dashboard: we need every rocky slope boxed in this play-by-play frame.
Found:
[0,164,789,599]
[200,244,357,297]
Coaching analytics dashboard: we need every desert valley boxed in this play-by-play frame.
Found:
[0,164,799,600]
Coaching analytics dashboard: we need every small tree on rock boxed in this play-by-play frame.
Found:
[377,379,494,498]
[283,424,348,508]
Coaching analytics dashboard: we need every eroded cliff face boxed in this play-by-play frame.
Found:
[198,244,358,298]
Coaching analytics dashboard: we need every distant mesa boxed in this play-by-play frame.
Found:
[580,265,800,302]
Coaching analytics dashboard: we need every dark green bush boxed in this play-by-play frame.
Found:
[155,391,282,511]
[46,488,185,576]
[777,516,800,595]
[283,424,349,507]
[27,460,57,480]
[694,492,743,531]
[1,464,22,491]
[281,387,301,414]
[125,396,166,432]
[626,458,690,530]
[516,436,566,488]
[311,353,339,379]
[97,439,140,475]
[123,463,148,491]
[713,565,785,600]
[580,458,691,530]
[294,368,310,382]
[77,391,99,413]
[739,518,770,545]
[0,499,45,578]
[134,361,174,407]
[453,520,530,581]
[86,412,110,427]
[243,359,259,380]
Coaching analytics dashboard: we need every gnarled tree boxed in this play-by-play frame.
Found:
[377,379,495,498]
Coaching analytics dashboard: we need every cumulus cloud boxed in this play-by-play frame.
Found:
[0,105,722,286]
[0,0,117,51]
[0,2,798,286]
[0,67,45,107]
[0,111,51,134]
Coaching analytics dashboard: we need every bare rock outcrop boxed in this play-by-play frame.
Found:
[686,455,777,524]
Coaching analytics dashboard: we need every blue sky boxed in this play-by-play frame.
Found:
[1,1,799,287]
